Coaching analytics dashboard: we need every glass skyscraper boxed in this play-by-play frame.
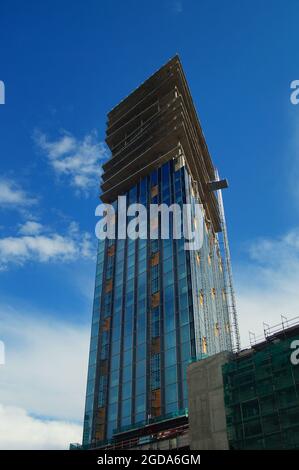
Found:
[82,56,234,447]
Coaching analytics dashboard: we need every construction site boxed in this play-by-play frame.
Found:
[70,56,299,452]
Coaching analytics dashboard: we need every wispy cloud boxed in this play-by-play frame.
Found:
[236,228,299,346]
[172,0,183,14]
[18,221,43,236]
[34,130,109,196]
[0,221,94,270]
[0,178,37,210]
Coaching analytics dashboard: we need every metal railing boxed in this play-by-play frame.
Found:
[248,315,299,348]
[99,424,189,450]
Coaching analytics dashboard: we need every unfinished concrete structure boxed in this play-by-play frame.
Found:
[188,351,231,450]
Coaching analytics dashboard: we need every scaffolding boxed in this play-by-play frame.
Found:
[215,170,240,352]
[222,324,299,449]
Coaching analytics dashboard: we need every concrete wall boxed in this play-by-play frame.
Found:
[187,351,231,450]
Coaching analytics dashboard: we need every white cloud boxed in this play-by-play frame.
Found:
[0,178,37,209]
[0,222,94,270]
[0,405,82,450]
[0,304,90,448]
[236,228,299,347]
[18,221,43,235]
[34,130,109,195]
[0,307,89,420]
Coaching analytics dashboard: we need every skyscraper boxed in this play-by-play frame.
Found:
[82,55,237,448]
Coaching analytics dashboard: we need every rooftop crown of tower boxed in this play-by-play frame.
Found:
[101,55,221,233]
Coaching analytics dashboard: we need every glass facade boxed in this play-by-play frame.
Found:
[83,158,232,446]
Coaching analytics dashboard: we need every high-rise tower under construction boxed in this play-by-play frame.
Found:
[82,55,238,448]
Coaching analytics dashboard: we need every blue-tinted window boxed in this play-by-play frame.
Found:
[110,370,119,387]
[165,383,178,404]
[135,412,145,423]
[98,375,107,406]
[180,325,190,343]
[106,421,116,439]
[122,381,132,400]
[165,332,176,350]
[164,347,177,367]
[107,403,118,421]
[109,385,119,404]
[86,379,95,396]
[136,377,146,396]
[123,349,132,367]
[135,394,146,413]
[165,365,177,385]
[151,354,160,390]
[181,342,191,362]
[151,170,158,187]
[85,394,93,411]
[122,364,132,382]
[123,335,133,351]
[136,360,146,378]
[136,342,146,362]
[165,401,179,414]
[122,398,132,418]
[151,307,160,338]
[111,355,120,371]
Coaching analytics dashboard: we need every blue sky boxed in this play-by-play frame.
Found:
[0,0,299,449]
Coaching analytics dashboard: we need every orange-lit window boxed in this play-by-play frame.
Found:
[151,252,159,266]
[202,336,207,354]
[151,185,158,198]
[107,244,115,256]
[151,292,160,308]
[105,279,113,293]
